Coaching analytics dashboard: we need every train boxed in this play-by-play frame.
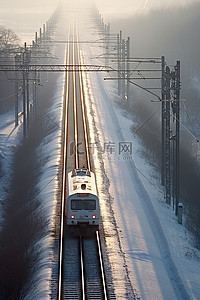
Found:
[66,168,99,235]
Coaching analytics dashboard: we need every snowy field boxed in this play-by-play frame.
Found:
[0,110,23,226]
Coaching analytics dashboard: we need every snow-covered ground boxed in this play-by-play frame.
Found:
[0,6,67,298]
[0,76,65,300]
[23,73,65,299]
[0,110,23,226]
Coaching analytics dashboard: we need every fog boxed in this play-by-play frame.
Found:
[1,0,200,15]
[95,0,200,18]
[1,0,200,37]
[0,0,60,43]
[1,0,60,9]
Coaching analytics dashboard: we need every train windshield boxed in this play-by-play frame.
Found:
[71,200,96,210]
[71,200,83,210]
[84,200,96,210]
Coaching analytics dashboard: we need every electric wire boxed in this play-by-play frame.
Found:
[0,92,19,101]
[133,110,160,135]
[129,79,161,100]
[43,111,64,132]
[169,109,199,141]
[182,101,198,139]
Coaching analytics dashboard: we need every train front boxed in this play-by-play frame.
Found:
[66,169,99,235]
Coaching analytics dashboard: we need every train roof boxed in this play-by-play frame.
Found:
[68,169,98,196]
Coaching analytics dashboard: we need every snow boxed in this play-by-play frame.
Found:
[22,72,65,299]
[0,109,23,226]
[0,11,67,298]
[0,74,65,299]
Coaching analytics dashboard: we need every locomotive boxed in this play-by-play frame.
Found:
[66,168,99,235]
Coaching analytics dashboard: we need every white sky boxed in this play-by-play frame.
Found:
[94,0,200,18]
[1,0,200,14]
[1,0,200,28]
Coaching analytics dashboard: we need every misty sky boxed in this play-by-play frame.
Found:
[1,0,200,42]
[1,0,200,17]
[95,0,200,18]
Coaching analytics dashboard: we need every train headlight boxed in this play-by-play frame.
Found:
[92,215,96,219]
[71,215,75,219]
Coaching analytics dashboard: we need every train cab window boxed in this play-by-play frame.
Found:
[71,200,83,210]
[84,200,96,210]
[71,199,96,210]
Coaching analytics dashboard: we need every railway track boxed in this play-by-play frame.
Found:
[63,231,107,299]
[57,22,108,300]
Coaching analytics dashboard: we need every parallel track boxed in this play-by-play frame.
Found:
[57,22,108,300]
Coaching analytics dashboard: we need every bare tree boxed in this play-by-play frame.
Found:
[0,26,19,53]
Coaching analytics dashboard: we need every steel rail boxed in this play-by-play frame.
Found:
[57,26,70,300]
[73,28,79,169]
[80,236,86,300]
[96,231,108,300]
[76,30,91,172]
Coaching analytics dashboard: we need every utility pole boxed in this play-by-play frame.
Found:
[119,30,123,97]
[107,23,110,66]
[26,67,30,131]
[171,134,176,210]
[171,61,181,215]
[40,27,42,41]
[116,32,131,100]
[15,55,19,127]
[43,24,46,40]
[33,69,37,118]
[105,23,110,66]
[175,61,180,215]
[161,56,166,185]
[117,33,121,96]
[22,49,27,138]
[121,39,125,99]
[126,37,130,100]
[165,66,171,205]
[26,50,30,131]
[161,60,181,208]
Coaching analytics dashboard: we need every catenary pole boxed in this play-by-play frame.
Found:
[165,66,171,204]
[161,56,166,185]
[175,61,180,215]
